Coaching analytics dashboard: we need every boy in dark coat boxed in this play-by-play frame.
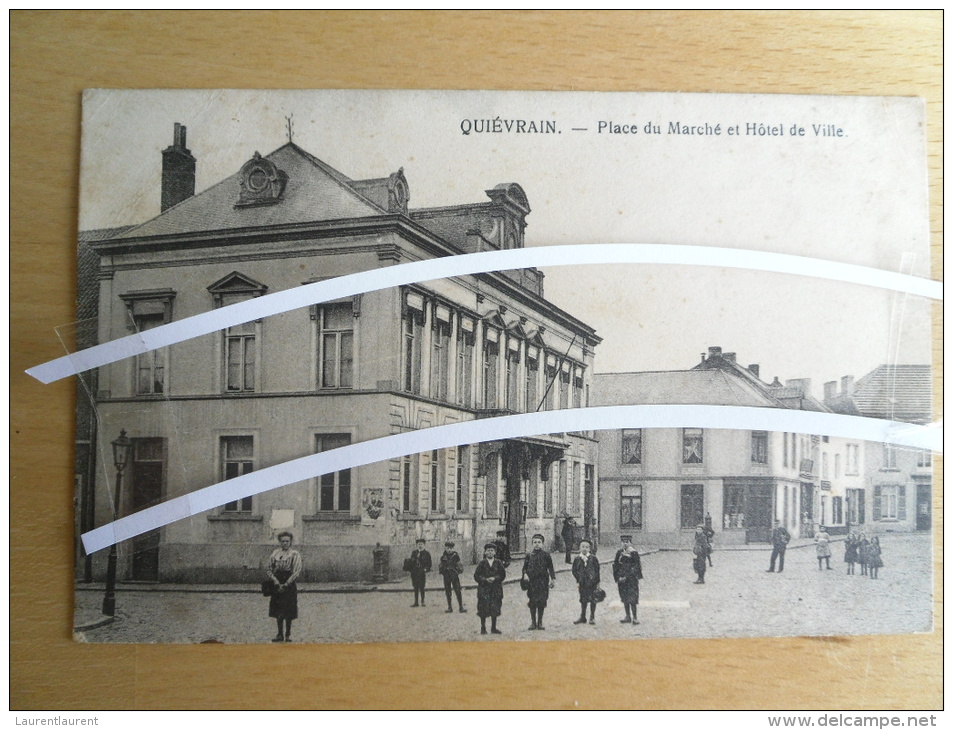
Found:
[474,543,506,634]
[408,538,432,607]
[693,524,711,584]
[572,538,601,625]
[613,535,643,624]
[438,540,467,613]
[492,530,512,568]
[522,533,556,630]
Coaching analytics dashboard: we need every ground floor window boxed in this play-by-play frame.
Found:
[316,433,352,512]
[620,485,642,530]
[873,484,905,521]
[831,496,843,525]
[847,488,865,525]
[680,484,704,528]
[722,484,745,529]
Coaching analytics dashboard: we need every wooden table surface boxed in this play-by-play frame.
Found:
[11,10,942,710]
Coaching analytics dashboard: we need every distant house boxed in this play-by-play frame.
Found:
[824,365,933,533]
[594,347,865,549]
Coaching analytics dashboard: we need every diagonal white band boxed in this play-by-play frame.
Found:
[80,406,941,554]
[28,244,941,384]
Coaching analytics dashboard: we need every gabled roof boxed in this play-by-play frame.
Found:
[846,364,933,424]
[593,369,782,408]
[110,144,389,240]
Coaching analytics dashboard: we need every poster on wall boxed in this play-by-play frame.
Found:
[41,89,936,644]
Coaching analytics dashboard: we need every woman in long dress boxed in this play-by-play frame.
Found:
[266,531,302,642]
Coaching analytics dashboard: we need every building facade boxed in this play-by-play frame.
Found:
[594,347,865,549]
[824,365,933,534]
[84,125,600,583]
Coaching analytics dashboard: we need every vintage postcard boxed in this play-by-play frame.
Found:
[65,90,935,644]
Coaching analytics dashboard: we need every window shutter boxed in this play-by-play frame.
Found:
[872,485,881,521]
[898,485,907,521]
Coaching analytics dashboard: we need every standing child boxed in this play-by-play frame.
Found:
[407,538,432,607]
[438,540,467,613]
[867,536,883,579]
[693,524,711,584]
[474,543,505,634]
[815,525,832,570]
[844,532,858,575]
[522,533,556,630]
[613,535,643,625]
[572,538,601,625]
[858,533,870,576]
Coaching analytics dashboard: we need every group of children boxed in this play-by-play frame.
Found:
[406,533,644,635]
[842,532,884,579]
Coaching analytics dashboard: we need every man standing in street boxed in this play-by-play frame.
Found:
[407,538,432,607]
[561,515,577,564]
[767,519,791,573]
[693,524,711,584]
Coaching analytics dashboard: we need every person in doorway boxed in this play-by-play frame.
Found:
[474,543,505,634]
[492,530,512,569]
[767,520,791,573]
[438,540,466,613]
[523,533,556,630]
[815,525,833,570]
[693,524,711,584]
[572,538,601,625]
[613,535,643,625]
[561,515,577,564]
[407,538,432,607]
[265,531,302,643]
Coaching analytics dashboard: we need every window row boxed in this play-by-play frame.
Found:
[401,290,587,412]
[620,429,768,466]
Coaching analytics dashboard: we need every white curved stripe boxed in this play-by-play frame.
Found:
[29,244,941,384]
[80,406,941,554]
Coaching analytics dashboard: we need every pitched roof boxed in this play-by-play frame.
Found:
[847,364,933,423]
[110,144,389,240]
[593,369,781,408]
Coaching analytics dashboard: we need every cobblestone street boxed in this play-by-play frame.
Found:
[75,533,933,645]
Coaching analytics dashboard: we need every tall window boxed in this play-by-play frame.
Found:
[525,348,539,412]
[121,290,175,395]
[847,488,865,524]
[571,461,581,515]
[683,428,704,464]
[316,433,351,512]
[873,484,904,521]
[783,432,788,467]
[455,446,469,512]
[751,431,768,464]
[680,484,704,528]
[558,365,570,410]
[917,449,932,468]
[505,340,520,411]
[572,368,584,408]
[622,429,642,465]
[221,436,253,512]
[791,435,797,470]
[822,452,829,479]
[455,321,474,407]
[402,453,418,513]
[723,484,744,529]
[620,485,642,530]
[431,314,451,401]
[882,444,897,469]
[430,450,445,512]
[834,454,842,479]
[483,329,500,408]
[543,358,558,410]
[225,321,256,392]
[832,496,843,524]
[318,303,353,389]
[402,301,424,395]
[543,461,554,515]
[558,459,568,514]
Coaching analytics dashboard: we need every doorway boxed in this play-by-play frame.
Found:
[131,438,163,581]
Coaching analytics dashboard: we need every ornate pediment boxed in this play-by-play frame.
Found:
[236,152,288,207]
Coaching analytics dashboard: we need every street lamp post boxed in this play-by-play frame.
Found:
[102,429,132,617]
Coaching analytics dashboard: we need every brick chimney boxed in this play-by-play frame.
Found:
[841,375,855,395]
[161,123,196,212]
[748,364,760,378]
[786,378,812,397]
[707,346,722,359]
[823,381,838,401]
[723,352,736,364]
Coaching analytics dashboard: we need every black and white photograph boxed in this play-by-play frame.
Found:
[62,89,935,645]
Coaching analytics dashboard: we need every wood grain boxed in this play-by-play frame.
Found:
[11,10,942,710]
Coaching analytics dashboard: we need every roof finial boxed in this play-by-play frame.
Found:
[285,114,294,144]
